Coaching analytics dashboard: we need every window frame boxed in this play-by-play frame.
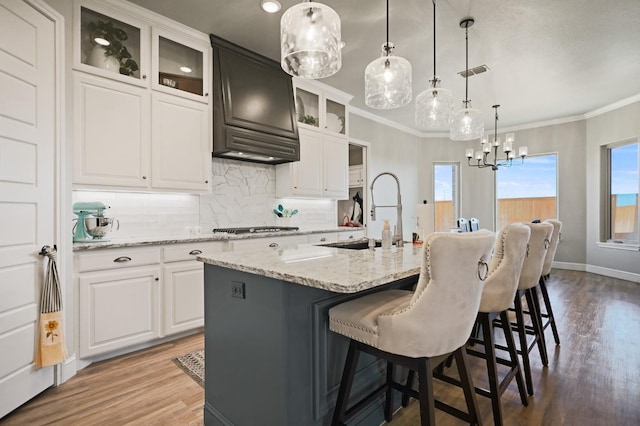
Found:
[601,138,640,245]
[433,162,461,232]
[493,152,559,230]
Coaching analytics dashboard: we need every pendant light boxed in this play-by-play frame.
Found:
[450,18,484,140]
[280,1,342,79]
[364,0,412,109]
[415,0,452,128]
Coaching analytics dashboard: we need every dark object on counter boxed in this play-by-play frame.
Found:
[532,219,541,223]
[210,35,299,164]
[212,226,299,234]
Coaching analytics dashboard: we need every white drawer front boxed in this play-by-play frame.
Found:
[77,248,161,273]
[163,242,226,263]
[230,235,308,251]
[337,230,366,241]
[307,233,339,244]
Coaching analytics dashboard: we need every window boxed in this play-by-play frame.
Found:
[433,163,460,231]
[606,142,639,243]
[495,154,557,229]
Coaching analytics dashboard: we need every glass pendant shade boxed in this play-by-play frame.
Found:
[280,1,342,79]
[415,80,453,128]
[450,105,484,141]
[365,46,412,109]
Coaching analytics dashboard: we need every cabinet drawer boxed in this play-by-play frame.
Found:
[337,230,366,241]
[164,242,226,263]
[77,248,161,273]
[230,235,308,251]
[307,233,339,244]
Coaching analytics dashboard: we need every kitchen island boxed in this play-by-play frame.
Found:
[198,241,424,425]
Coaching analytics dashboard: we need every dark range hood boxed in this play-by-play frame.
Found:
[210,35,300,164]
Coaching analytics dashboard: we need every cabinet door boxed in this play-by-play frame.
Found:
[74,1,149,87]
[349,165,364,187]
[151,93,210,191]
[163,261,204,335]
[323,134,348,199]
[291,128,323,196]
[324,96,347,136]
[152,27,210,103]
[73,74,150,188]
[79,266,160,357]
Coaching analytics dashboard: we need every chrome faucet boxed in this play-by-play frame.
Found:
[370,172,403,247]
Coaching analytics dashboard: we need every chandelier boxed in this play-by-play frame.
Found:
[364,0,412,109]
[280,1,342,79]
[466,104,528,170]
[415,0,452,128]
[450,17,483,140]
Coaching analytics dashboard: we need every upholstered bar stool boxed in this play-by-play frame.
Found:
[464,223,530,425]
[329,230,495,426]
[538,219,562,345]
[498,222,553,396]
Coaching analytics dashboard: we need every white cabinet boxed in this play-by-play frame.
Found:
[338,230,366,241]
[72,0,211,193]
[78,249,161,357]
[276,128,349,199]
[161,242,224,335]
[74,74,151,188]
[349,165,365,188]
[151,93,210,191]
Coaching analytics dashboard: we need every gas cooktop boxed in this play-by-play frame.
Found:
[212,226,299,234]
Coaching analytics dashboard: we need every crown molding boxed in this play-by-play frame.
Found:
[348,106,426,137]
[584,93,640,119]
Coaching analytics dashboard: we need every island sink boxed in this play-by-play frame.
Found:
[317,238,408,250]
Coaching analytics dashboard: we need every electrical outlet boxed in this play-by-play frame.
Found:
[231,281,245,299]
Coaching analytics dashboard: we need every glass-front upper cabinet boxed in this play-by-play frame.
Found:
[325,97,346,136]
[294,87,320,129]
[74,2,149,86]
[152,28,210,103]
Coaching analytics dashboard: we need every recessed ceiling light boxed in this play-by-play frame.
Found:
[260,0,281,13]
[94,37,110,46]
[179,66,192,73]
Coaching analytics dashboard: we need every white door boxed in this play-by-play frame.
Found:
[0,0,57,418]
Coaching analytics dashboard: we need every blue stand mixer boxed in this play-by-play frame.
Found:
[73,201,111,242]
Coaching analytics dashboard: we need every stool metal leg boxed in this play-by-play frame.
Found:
[332,340,359,426]
[539,276,560,345]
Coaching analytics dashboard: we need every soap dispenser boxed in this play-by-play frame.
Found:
[381,219,392,249]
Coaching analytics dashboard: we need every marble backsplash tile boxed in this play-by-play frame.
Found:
[73,158,338,239]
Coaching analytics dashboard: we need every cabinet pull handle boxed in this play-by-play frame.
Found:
[113,256,132,263]
[268,242,279,248]
[320,237,327,242]
[348,235,354,239]
[142,176,147,180]
[189,249,203,255]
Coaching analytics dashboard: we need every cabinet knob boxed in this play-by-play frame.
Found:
[142,74,147,79]
[113,256,132,263]
[348,235,354,239]
[294,186,297,189]
[155,277,159,281]
[205,180,209,184]
[189,249,203,255]
[205,93,209,97]
[320,237,326,242]
[142,176,147,180]
[268,242,279,248]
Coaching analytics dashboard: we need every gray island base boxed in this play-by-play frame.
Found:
[199,243,424,425]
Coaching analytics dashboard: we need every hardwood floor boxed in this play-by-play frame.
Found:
[3,270,640,425]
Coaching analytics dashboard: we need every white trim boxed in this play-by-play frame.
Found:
[584,93,640,119]
[596,241,640,251]
[349,106,426,137]
[586,265,640,284]
[551,261,586,271]
[57,355,77,384]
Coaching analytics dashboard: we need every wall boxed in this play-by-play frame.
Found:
[349,114,421,241]
[417,119,587,265]
[586,100,640,274]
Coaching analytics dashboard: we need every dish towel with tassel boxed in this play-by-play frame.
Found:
[37,246,67,368]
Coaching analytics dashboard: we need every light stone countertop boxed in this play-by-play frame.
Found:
[197,241,424,293]
[72,227,365,251]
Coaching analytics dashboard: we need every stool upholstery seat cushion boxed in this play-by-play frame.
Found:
[479,223,530,313]
[329,290,412,348]
[330,230,495,359]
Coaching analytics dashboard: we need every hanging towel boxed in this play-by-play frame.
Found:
[36,246,67,368]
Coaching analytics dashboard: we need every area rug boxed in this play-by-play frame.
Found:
[173,350,204,388]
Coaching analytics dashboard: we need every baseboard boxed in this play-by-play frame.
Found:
[552,261,586,271]
[56,354,77,385]
[586,265,640,283]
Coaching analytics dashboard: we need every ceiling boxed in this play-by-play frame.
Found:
[130,0,640,134]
